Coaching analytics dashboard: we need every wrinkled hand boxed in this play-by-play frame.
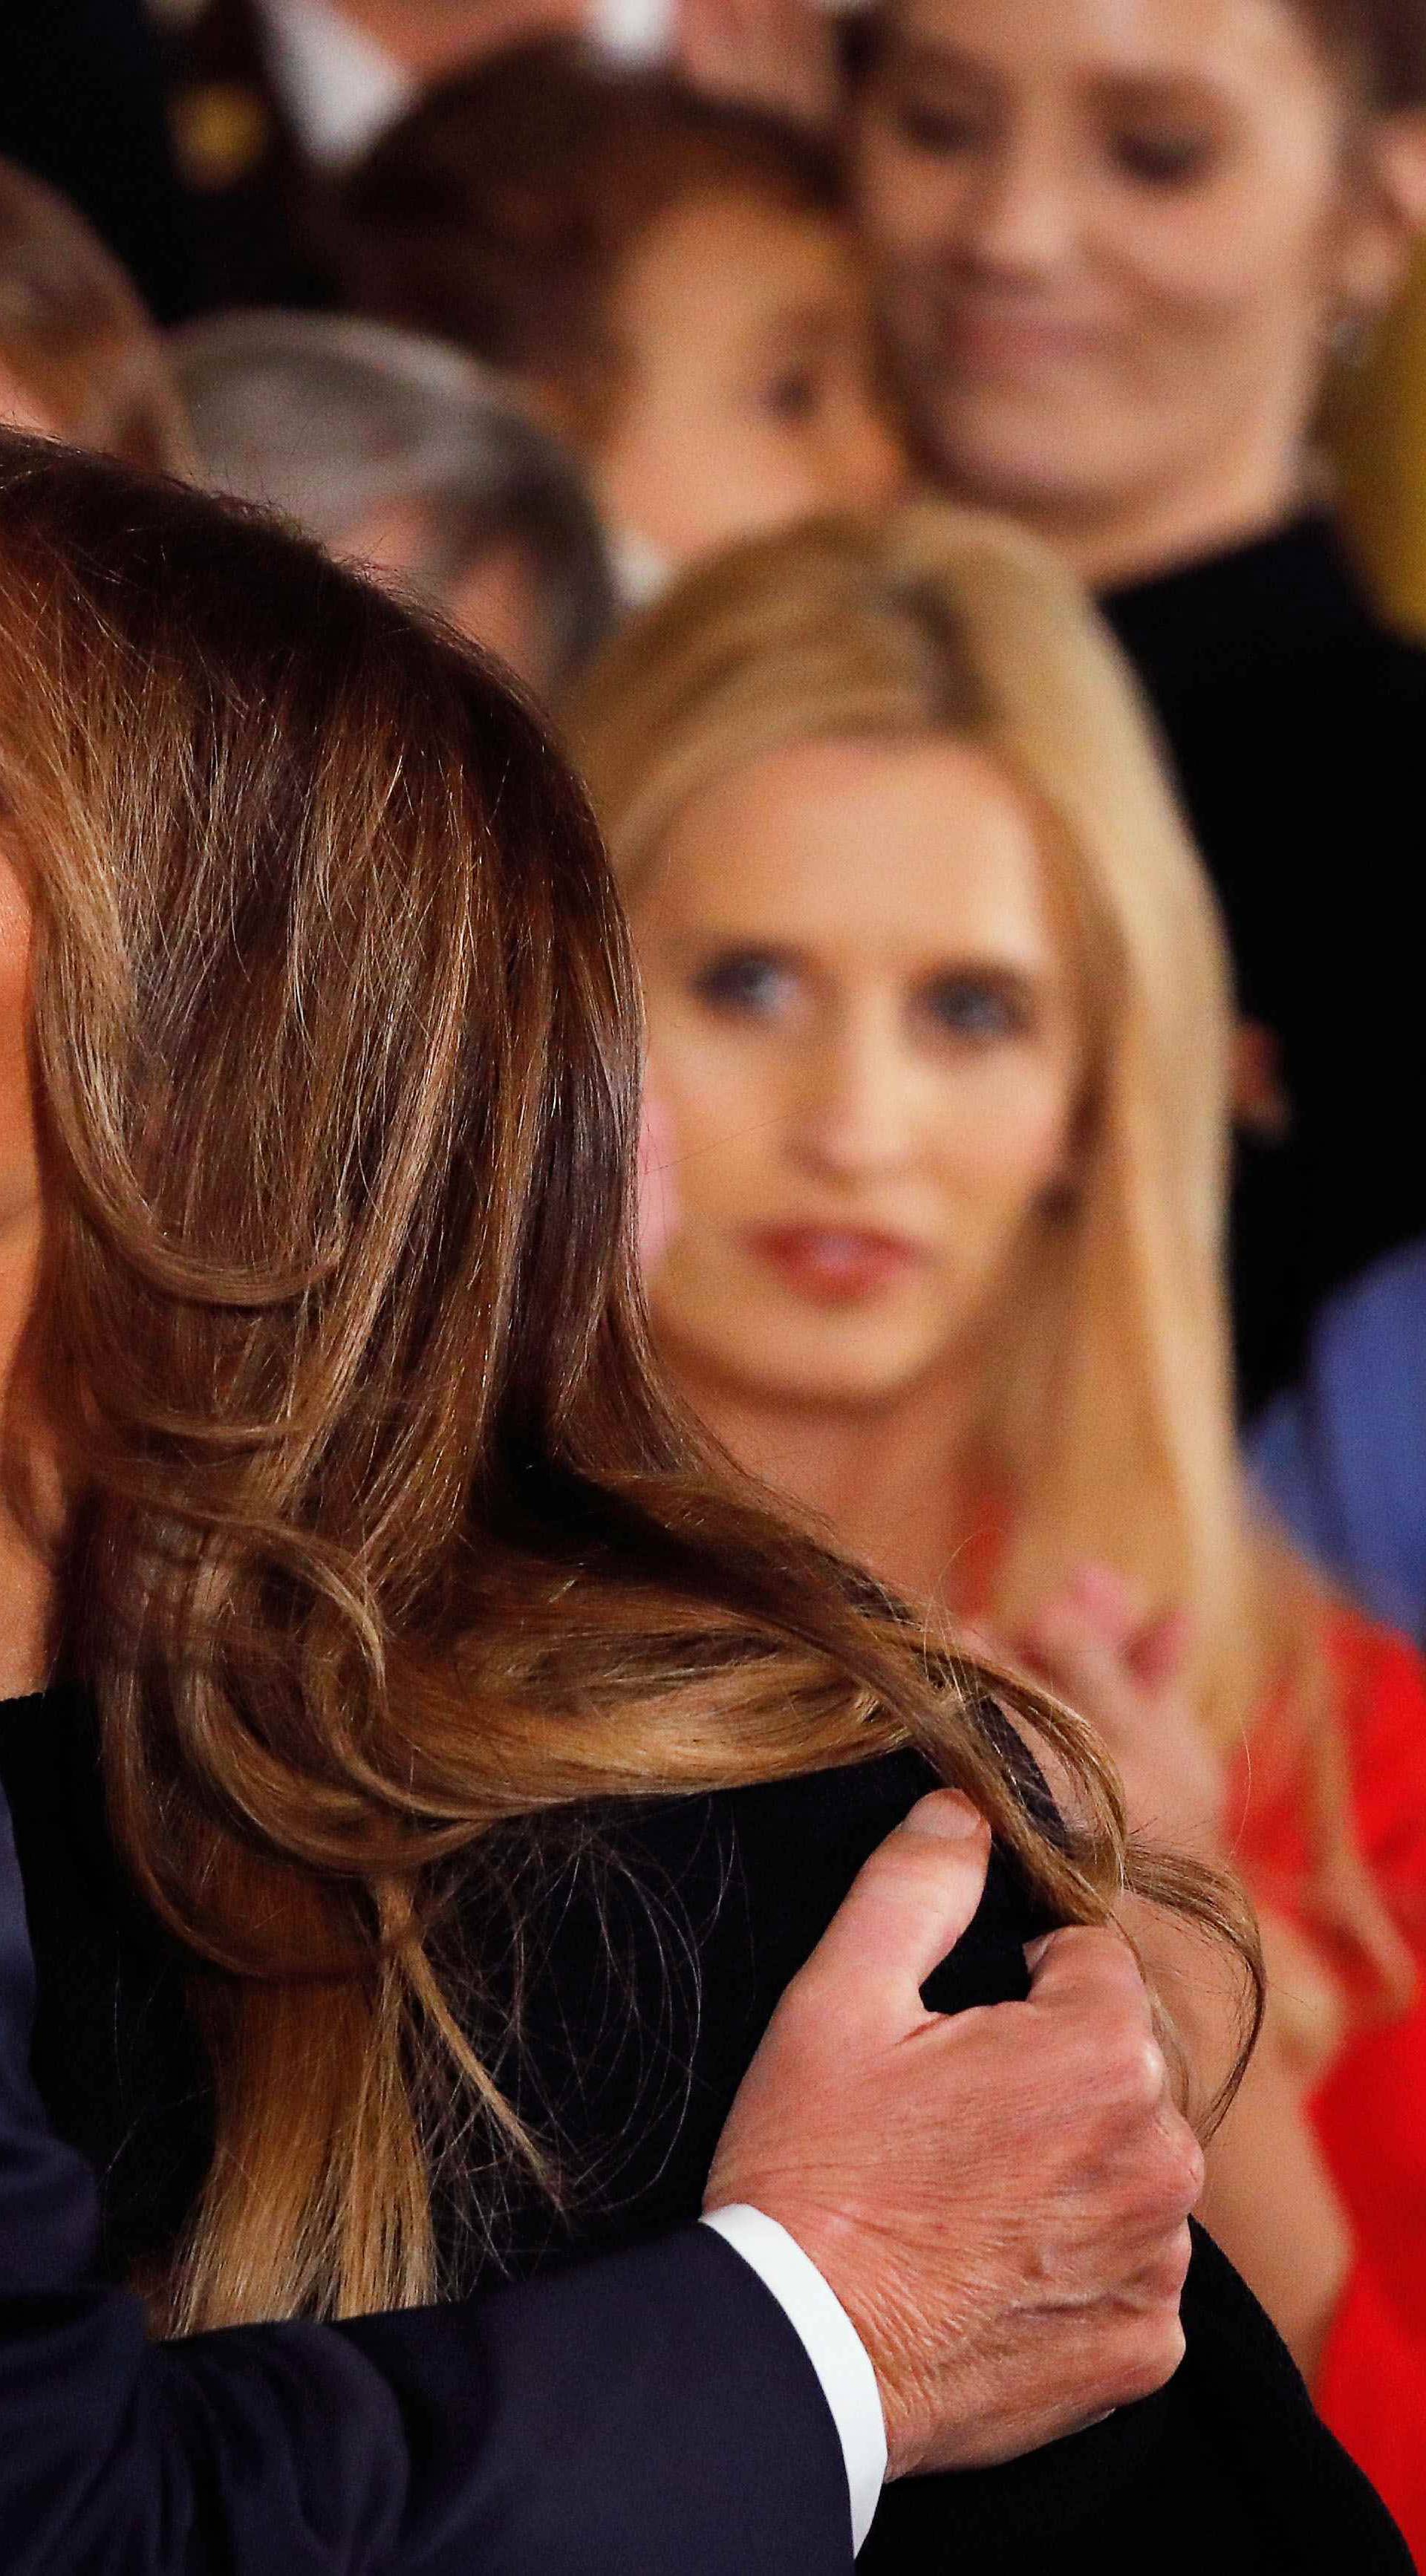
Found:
[1017,1563,1228,1859]
[705,1792,1203,2479]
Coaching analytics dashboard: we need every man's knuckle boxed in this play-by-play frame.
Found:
[1104,2029,1166,2113]
[1168,2130,1207,2209]
[1142,2224,1194,2305]
[1081,1926,1150,1989]
[1114,2316,1187,2405]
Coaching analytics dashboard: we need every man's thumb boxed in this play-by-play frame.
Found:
[795,1792,992,2029]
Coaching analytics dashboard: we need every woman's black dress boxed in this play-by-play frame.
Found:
[1102,515,1426,1417]
[0,1684,1409,2572]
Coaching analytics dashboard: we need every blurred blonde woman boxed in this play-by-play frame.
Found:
[570,505,1426,2551]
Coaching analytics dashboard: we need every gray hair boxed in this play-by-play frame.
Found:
[170,309,616,685]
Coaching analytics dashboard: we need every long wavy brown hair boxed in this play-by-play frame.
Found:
[0,430,1257,2335]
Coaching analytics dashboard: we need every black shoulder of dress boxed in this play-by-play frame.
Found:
[1100,510,1426,705]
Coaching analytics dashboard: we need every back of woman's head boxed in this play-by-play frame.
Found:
[0,159,191,471]
[0,436,1255,2327]
[0,419,639,1539]
[0,421,668,2315]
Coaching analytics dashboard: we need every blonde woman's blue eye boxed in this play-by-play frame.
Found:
[692,953,794,1017]
[925,976,1023,1040]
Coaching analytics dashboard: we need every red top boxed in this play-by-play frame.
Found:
[1232,1611,1426,2562]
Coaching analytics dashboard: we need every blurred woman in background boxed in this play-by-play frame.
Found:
[850,0,1426,1414]
[571,504,1426,2551]
[337,40,906,599]
[0,155,191,471]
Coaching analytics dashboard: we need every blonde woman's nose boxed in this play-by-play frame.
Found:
[795,1023,920,1175]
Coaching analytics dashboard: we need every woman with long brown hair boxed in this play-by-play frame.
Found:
[570,500,1426,2551]
[0,429,1401,2571]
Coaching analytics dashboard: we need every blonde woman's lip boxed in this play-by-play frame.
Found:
[746,1226,926,1303]
[938,304,1109,376]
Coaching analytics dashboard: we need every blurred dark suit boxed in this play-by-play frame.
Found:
[0,1,344,319]
[147,0,340,310]
[0,0,196,319]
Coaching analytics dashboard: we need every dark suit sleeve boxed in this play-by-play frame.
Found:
[1,1789,850,2576]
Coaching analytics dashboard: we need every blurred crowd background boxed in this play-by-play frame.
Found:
[7,0,1426,2551]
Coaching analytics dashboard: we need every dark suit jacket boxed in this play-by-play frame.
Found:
[0,0,197,320]
[0,1755,852,2574]
[0,1686,1410,2574]
[143,0,342,311]
[0,0,339,321]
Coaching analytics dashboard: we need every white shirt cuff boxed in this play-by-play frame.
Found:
[701,2204,888,2552]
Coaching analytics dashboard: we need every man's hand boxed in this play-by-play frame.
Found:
[704,1792,1203,2479]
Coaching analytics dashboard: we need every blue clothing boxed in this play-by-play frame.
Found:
[1251,1238,1426,1642]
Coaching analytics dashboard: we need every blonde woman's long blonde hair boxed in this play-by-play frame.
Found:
[570,505,1394,1964]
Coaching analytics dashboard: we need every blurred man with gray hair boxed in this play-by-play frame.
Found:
[174,307,615,693]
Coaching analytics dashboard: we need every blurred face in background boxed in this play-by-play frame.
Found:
[855,0,1425,576]
[337,0,585,77]
[629,731,1084,1411]
[591,189,908,582]
[334,494,558,687]
[0,359,61,440]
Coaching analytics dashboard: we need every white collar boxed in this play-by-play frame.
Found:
[254,0,415,167]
